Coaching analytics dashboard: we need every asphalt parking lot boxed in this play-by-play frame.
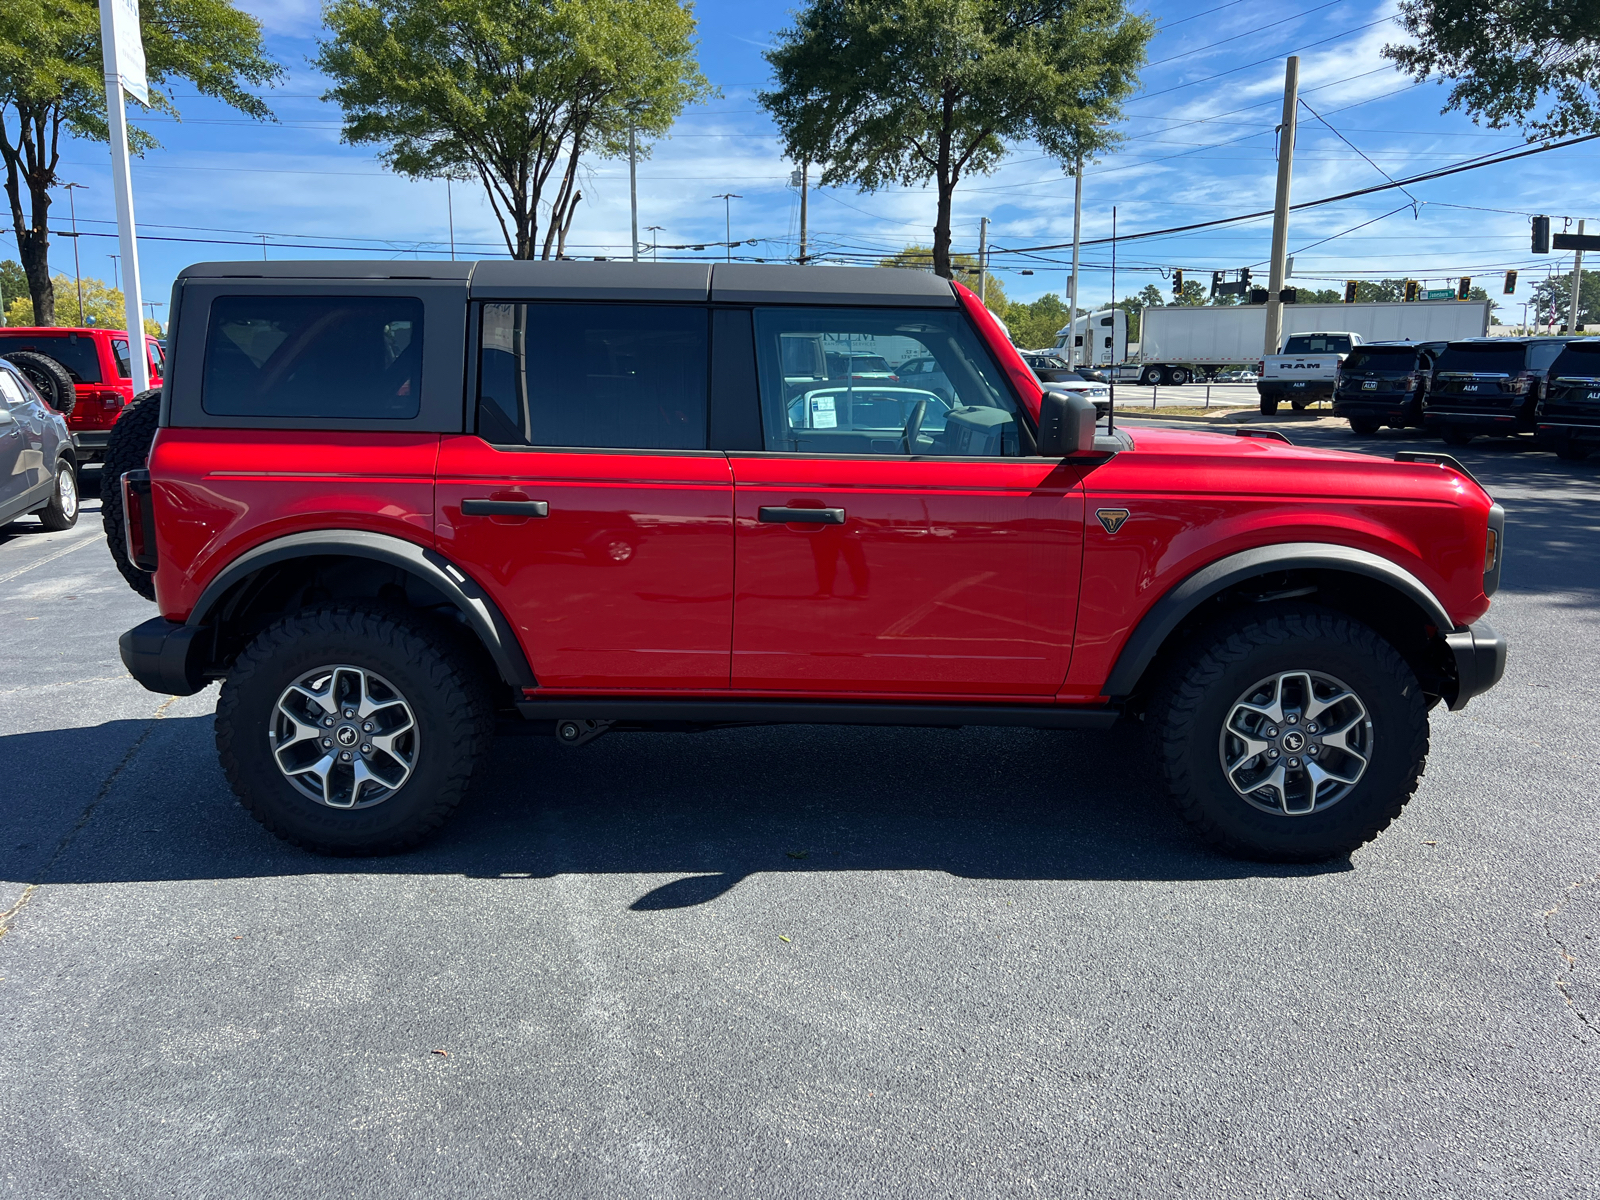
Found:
[3,430,1597,1198]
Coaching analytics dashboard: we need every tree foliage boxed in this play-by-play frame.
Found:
[1002,292,1071,349]
[318,0,712,261]
[3,270,162,333]
[0,0,279,323]
[1530,268,1600,327]
[878,243,1007,308]
[1384,0,1599,136]
[762,0,1151,278]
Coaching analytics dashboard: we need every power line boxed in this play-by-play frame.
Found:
[1143,0,1345,68]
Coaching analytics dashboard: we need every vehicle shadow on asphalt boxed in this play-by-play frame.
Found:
[3,714,1352,905]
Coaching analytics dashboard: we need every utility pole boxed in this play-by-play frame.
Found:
[714,193,741,262]
[108,253,119,291]
[798,161,809,264]
[63,182,87,325]
[629,123,639,263]
[1069,149,1083,367]
[1263,55,1299,360]
[978,216,989,306]
[1569,219,1586,333]
[447,179,455,261]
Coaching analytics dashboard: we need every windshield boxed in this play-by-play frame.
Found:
[1550,342,1600,379]
[1343,347,1418,371]
[1434,343,1528,374]
[0,332,101,382]
[1283,335,1352,354]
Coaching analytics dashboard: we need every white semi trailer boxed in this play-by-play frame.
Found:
[1076,300,1493,386]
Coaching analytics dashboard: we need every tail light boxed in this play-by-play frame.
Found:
[121,469,158,572]
[1256,360,1264,375]
[1503,373,1533,394]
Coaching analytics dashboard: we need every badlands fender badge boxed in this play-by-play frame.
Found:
[1097,508,1131,534]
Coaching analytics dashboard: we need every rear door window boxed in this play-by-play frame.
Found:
[476,302,708,450]
[201,295,424,419]
[0,333,101,382]
[1343,347,1417,371]
[112,338,133,379]
[752,307,1022,457]
[1550,343,1600,379]
[1434,344,1527,374]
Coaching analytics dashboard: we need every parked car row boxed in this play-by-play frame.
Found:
[1330,335,1600,460]
[0,325,164,462]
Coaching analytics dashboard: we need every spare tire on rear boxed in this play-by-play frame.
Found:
[2,350,76,416]
[102,389,161,601]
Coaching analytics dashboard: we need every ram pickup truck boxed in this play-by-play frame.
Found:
[105,261,1506,864]
[1257,332,1362,414]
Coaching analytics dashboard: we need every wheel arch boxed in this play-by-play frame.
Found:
[188,530,536,693]
[1102,543,1456,702]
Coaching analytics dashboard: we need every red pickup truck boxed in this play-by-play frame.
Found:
[108,261,1506,862]
[0,326,165,459]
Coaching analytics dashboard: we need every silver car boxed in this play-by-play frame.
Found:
[0,357,79,530]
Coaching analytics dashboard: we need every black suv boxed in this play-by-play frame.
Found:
[1535,338,1600,461]
[1424,336,1576,445]
[1331,340,1446,435]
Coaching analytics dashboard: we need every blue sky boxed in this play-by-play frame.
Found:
[11,0,1598,328]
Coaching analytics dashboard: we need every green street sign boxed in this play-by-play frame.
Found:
[1422,288,1455,300]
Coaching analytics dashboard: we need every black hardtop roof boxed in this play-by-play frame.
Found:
[176,260,958,307]
[1442,335,1580,347]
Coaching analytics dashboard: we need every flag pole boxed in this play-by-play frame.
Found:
[99,0,149,394]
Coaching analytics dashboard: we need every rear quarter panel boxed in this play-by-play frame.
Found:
[1061,428,1493,700]
[147,429,440,620]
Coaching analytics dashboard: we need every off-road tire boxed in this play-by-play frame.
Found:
[1258,394,1279,415]
[216,604,496,855]
[1348,416,1381,436]
[36,458,79,531]
[100,389,161,600]
[1151,603,1428,862]
[3,350,76,416]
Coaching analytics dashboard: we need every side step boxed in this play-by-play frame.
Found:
[515,697,1120,731]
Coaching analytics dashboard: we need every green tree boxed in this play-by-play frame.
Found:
[1383,0,1599,137]
[3,270,161,333]
[0,257,25,317]
[879,243,1007,308]
[762,0,1151,279]
[1531,269,1600,327]
[318,0,712,260]
[0,0,279,325]
[1172,278,1207,306]
[1003,292,1071,349]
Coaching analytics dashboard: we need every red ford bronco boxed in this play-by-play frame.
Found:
[109,261,1505,861]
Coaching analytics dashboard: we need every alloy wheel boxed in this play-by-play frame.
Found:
[1217,670,1372,816]
[270,665,419,809]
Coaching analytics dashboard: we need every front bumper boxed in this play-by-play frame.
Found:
[1443,620,1507,711]
[119,617,210,696]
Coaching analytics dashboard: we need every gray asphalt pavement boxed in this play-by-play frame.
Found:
[2,433,1597,1199]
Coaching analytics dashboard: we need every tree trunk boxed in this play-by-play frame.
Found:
[931,89,956,279]
[0,113,55,326]
[555,192,582,259]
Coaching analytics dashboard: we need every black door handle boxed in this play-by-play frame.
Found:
[759,506,846,525]
[462,498,549,517]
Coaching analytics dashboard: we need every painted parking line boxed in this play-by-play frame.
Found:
[0,531,103,586]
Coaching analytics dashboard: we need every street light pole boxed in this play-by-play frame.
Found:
[646,226,663,262]
[63,182,87,325]
[799,160,809,264]
[629,123,640,263]
[714,193,741,262]
[108,253,119,291]
[1569,219,1586,333]
[978,216,989,306]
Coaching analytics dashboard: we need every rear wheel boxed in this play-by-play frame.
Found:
[1258,394,1279,415]
[101,389,161,600]
[1441,427,1473,446]
[36,458,79,531]
[1556,442,1590,462]
[1152,604,1427,861]
[3,350,75,416]
[215,605,495,855]
[1166,367,1190,387]
[1348,416,1381,436]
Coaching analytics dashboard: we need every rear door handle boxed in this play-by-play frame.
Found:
[759,506,846,525]
[461,498,549,517]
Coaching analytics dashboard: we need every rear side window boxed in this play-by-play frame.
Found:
[1550,342,1600,379]
[476,303,708,450]
[0,333,101,382]
[1283,335,1352,354]
[112,338,133,379]
[1343,347,1417,371]
[201,295,424,419]
[1434,343,1526,374]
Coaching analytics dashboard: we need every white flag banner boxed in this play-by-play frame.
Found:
[103,0,149,105]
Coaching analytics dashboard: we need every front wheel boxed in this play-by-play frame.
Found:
[215,605,495,855]
[1141,367,1163,386]
[1152,604,1428,861]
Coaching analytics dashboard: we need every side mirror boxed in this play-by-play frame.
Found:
[1036,390,1097,457]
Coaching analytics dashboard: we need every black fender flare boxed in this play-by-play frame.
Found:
[190,529,536,690]
[1100,542,1454,699]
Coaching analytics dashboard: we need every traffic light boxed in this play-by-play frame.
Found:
[1172,269,1184,297]
[1343,280,1358,304]
[1532,215,1551,254]
[1211,270,1223,296]
[1240,267,1251,288]
[1404,279,1419,301]
[1504,269,1518,295]
[1456,276,1471,301]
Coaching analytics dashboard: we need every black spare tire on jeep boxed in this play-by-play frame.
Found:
[102,388,161,601]
[2,350,76,416]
